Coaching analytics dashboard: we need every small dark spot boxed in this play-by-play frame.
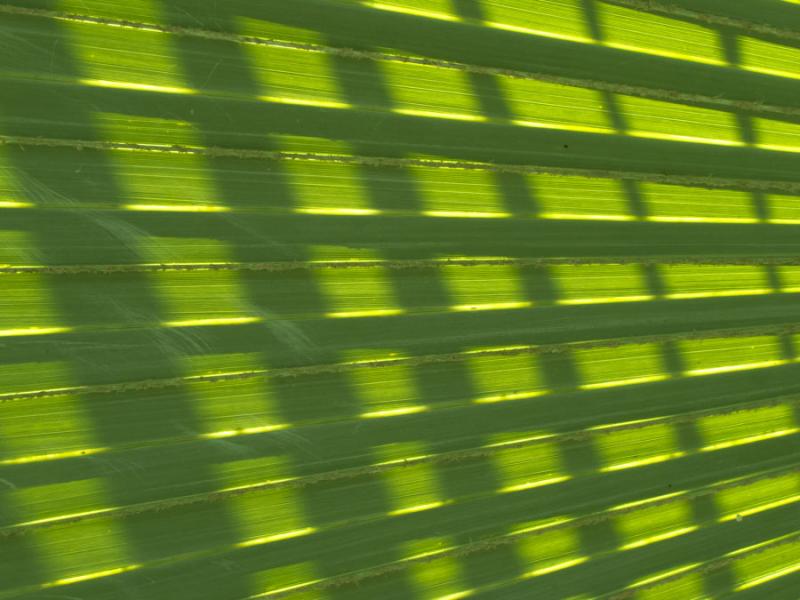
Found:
[563,144,569,149]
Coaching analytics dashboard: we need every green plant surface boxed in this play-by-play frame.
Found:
[1,1,800,599]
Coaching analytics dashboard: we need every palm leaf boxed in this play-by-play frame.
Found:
[1,1,800,598]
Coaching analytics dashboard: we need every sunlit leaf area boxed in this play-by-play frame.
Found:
[2,0,800,598]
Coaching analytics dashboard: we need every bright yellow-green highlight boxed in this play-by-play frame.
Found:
[236,527,316,549]
[540,212,634,222]
[576,343,666,390]
[378,442,445,515]
[352,357,429,418]
[483,0,591,43]
[202,424,289,440]
[362,405,428,419]
[641,183,758,223]
[151,268,254,327]
[184,355,286,438]
[769,200,800,225]
[328,308,405,319]
[95,113,200,147]
[0,446,108,466]
[779,266,800,292]
[679,335,784,377]
[734,539,800,591]
[32,517,133,590]
[10,479,113,528]
[717,472,800,523]
[423,210,509,218]
[66,19,193,94]
[597,2,726,65]
[80,79,195,95]
[515,527,586,579]
[244,43,346,109]
[382,60,482,123]
[295,207,381,216]
[740,36,800,81]
[413,165,506,216]
[0,374,109,463]
[754,116,800,153]
[620,95,741,146]
[226,487,312,554]
[661,264,772,299]
[500,77,611,133]
[286,160,376,215]
[473,390,547,405]
[533,175,630,220]
[248,561,321,599]
[314,250,397,314]
[363,1,461,22]
[451,300,530,312]
[553,264,649,304]
[124,203,230,213]
[632,565,704,599]
[598,423,683,472]
[0,326,71,338]
[166,316,261,328]
[468,352,544,404]
[512,119,611,136]
[494,442,566,493]
[404,537,471,600]
[699,403,798,452]
[395,108,486,123]
[213,455,295,495]
[617,500,696,551]
[47,565,142,589]
[446,264,528,312]
[260,96,350,110]
[111,150,218,211]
